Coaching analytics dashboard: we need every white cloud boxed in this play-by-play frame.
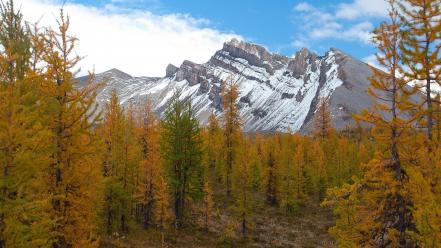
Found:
[309,22,342,39]
[362,54,389,72]
[290,39,308,49]
[18,0,240,77]
[362,54,378,67]
[336,0,388,20]
[341,21,374,44]
[291,1,377,47]
[308,21,372,44]
[294,2,314,12]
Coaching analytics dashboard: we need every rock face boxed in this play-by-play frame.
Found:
[86,39,411,133]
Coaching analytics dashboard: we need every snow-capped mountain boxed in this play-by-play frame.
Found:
[83,39,382,133]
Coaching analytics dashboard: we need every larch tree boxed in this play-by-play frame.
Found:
[100,90,130,234]
[41,9,103,247]
[399,0,441,151]
[278,134,296,213]
[265,138,278,206]
[325,1,416,246]
[135,99,161,229]
[312,97,334,139]
[221,76,241,197]
[293,143,307,203]
[161,89,203,228]
[122,102,142,229]
[0,0,52,246]
[399,0,441,244]
[206,111,221,168]
[311,141,327,201]
[434,94,441,144]
[154,176,172,248]
[205,111,224,184]
[202,180,214,231]
[233,136,253,237]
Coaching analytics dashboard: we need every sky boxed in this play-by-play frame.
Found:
[18,0,389,77]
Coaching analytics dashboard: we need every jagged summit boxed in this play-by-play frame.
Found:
[89,40,409,133]
[224,38,272,61]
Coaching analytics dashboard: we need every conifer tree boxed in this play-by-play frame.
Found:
[206,111,220,167]
[293,144,307,202]
[278,134,295,213]
[266,147,278,206]
[161,89,203,228]
[222,76,241,197]
[399,0,441,151]
[233,136,253,237]
[0,0,52,246]
[313,97,334,139]
[311,141,327,201]
[154,176,171,248]
[202,181,214,231]
[41,10,103,247]
[122,102,141,229]
[100,90,131,234]
[399,1,441,243]
[434,94,441,144]
[250,133,264,191]
[326,1,417,245]
[135,99,161,229]
[205,111,223,183]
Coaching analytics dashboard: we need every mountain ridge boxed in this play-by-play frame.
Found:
[86,39,392,133]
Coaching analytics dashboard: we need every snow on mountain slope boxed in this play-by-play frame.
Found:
[87,39,381,133]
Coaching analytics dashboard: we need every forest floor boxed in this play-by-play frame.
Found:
[101,196,335,248]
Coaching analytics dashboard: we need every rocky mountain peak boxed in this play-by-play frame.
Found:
[165,64,179,77]
[88,40,414,133]
[174,60,203,86]
[219,39,273,68]
[103,68,133,80]
[224,38,271,61]
[288,48,318,78]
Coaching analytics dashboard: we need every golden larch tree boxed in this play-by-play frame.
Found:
[221,76,241,197]
[41,10,103,247]
[325,1,417,246]
[135,99,161,229]
[313,97,334,139]
[400,0,441,151]
[0,0,52,246]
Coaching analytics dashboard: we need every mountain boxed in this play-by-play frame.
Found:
[84,39,386,133]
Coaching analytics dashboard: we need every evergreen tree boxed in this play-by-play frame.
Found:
[161,89,203,228]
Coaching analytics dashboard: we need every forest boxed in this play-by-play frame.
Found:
[0,0,440,247]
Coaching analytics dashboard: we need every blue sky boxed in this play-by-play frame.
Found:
[71,0,388,57]
[21,0,389,76]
